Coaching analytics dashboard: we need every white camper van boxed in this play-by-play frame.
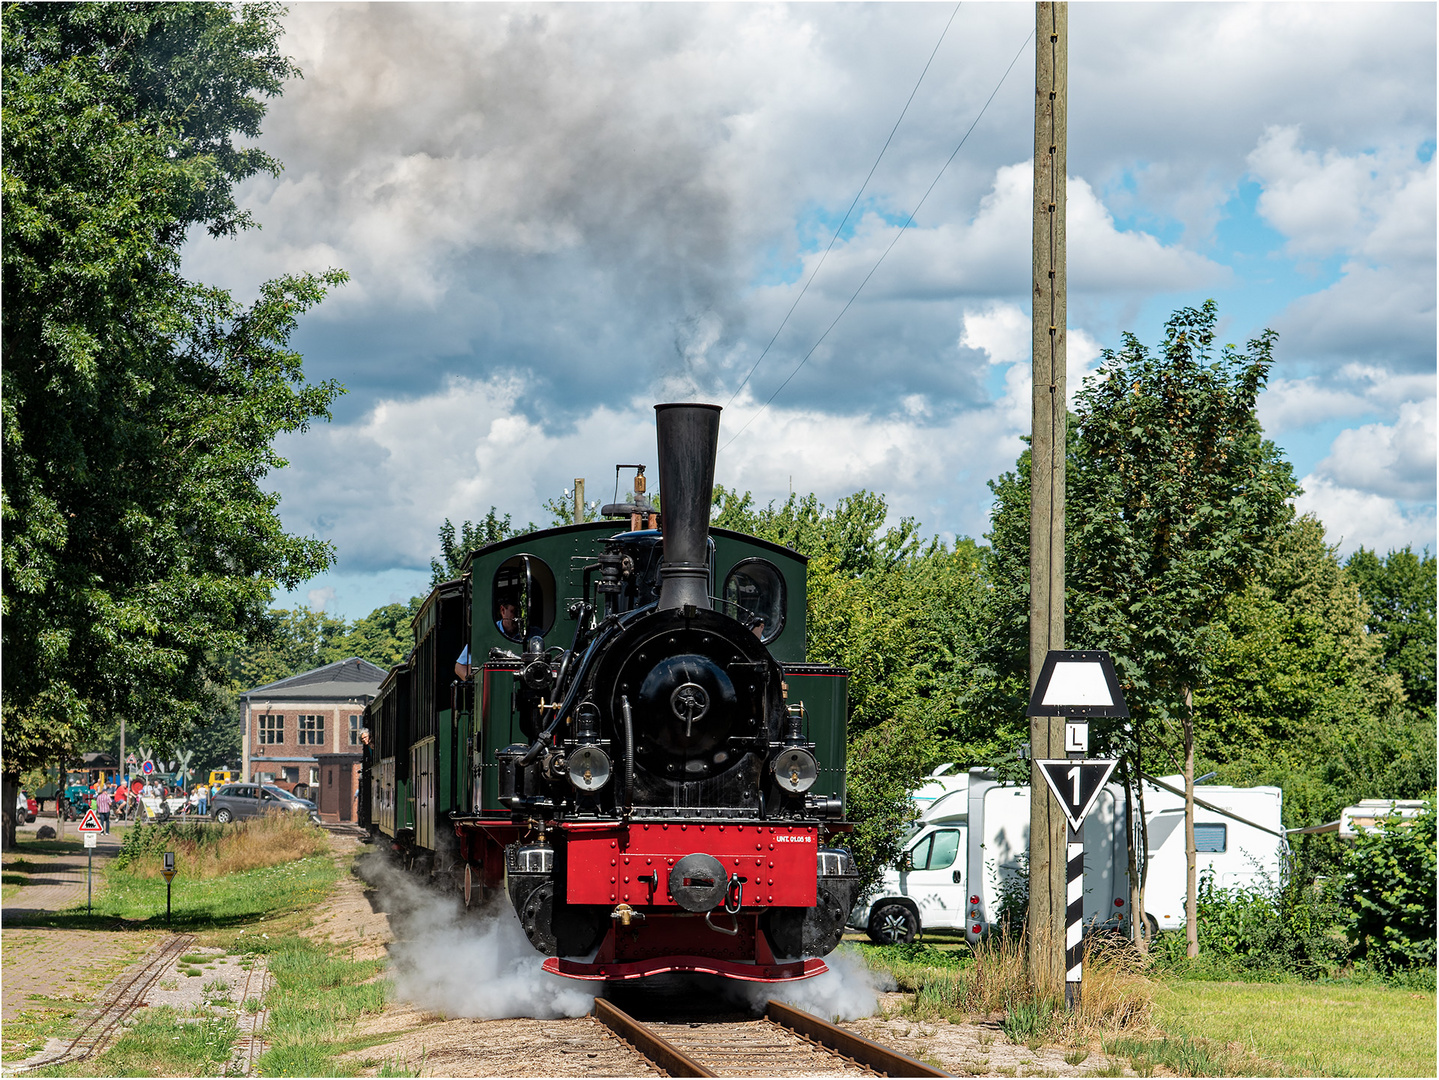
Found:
[850,766,1286,944]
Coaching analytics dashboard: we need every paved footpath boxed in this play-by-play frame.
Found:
[1,822,157,1027]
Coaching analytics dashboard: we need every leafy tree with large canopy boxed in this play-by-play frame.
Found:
[977,302,1299,952]
[1066,302,1298,956]
[1,2,344,846]
[1197,516,1423,831]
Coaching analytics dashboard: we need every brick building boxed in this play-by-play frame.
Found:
[239,658,386,800]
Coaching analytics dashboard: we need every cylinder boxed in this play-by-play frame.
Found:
[654,403,721,611]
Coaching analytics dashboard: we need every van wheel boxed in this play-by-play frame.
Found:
[214,808,233,824]
[868,903,919,945]
[1142,913,1159,942]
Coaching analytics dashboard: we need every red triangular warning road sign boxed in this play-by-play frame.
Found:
[78,808,103,832]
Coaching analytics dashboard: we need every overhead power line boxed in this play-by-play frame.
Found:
[724,3,963,410]
[719,25,1036,456]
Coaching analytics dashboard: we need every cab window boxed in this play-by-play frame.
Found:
[492,555,556,642]
[907,829,960,871]
[722,558,786,643]
[928,829,960,871]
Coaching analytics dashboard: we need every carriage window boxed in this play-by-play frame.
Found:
[492,555,556,642]
[722,559,786,644]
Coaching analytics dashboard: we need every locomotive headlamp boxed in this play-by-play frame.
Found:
[568,745,612,792]
[772,748,818,793]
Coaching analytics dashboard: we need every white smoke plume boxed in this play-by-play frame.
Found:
[361,851,889,1021]
[732,946,894,1021]
[360,851,595,1020]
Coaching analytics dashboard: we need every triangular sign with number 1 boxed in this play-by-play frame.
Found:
[78,808,103,833]
[1036,759,1119,832]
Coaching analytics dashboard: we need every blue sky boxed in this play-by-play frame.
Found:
[180,2,1436,622]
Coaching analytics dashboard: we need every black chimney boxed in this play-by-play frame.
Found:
[654,403,721,611]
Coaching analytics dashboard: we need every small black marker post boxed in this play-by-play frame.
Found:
[162,851,176,925]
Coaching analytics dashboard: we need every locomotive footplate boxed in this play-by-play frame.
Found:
[545,905,827,981]
[542,954,828,982]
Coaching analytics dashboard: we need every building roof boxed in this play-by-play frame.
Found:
[241,657,389,702]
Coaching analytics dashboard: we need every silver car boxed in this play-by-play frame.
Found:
[211,783,321,824]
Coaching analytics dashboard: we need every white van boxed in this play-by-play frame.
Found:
[850,766,1286,943]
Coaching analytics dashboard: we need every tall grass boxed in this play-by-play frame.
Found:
[113,814,329,879]
[887,925,1154,1044]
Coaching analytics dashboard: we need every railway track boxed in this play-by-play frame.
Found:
[11,933,196,1074]
[227,952,273,1076]
[593,996,951,1077]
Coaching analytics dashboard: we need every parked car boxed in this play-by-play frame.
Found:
[15,790,37,824]
[210,783,320,825]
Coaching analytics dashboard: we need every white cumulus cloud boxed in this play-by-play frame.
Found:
[1295,475,1437,558]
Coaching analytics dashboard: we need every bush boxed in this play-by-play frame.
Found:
[1345,799,1436,974]
[1151,856,1351,980]
[989,849,1030,940]
[114,814,328,879]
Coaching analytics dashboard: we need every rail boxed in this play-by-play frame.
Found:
[12,933,196,1073]
[591,996,951,1077]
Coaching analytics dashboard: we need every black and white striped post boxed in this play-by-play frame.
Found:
[1029,650,1129,1013]
[1038,744,1119,1011]
[1066,828,1084,1004]
[1064,722,1085,1010]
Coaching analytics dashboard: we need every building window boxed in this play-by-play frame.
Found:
[298,714,325,746]
[349,714,361,746]
[258,714,284,744]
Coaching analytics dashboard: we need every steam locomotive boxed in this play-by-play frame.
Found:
[361,403,856,982]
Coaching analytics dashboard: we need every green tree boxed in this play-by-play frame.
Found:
[1197,515,1420,829]
[1066,301,1297,955]
[968,446,1045,775]
[977,303,1299,950]
[333,599,424,670]
[430,510,529,586]
[1,3,343,845]
[1344,546,1436,721]
[229,608,349,690]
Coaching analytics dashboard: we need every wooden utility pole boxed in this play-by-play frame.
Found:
[573,478,586,525]
[1028,0,1067,998]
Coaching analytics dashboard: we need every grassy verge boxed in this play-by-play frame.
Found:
[112,815,329,880]
[17,854,339,931]
[1155,979,1437,1077]
[246,933,389,1076]
[33,1005,239,1078]
[15,817,340,932]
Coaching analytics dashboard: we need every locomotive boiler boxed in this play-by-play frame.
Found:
[364,403,856,982]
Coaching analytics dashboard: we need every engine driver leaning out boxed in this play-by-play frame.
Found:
[497,598,522,639]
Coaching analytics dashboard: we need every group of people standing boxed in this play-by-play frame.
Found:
[74,779,214,830]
